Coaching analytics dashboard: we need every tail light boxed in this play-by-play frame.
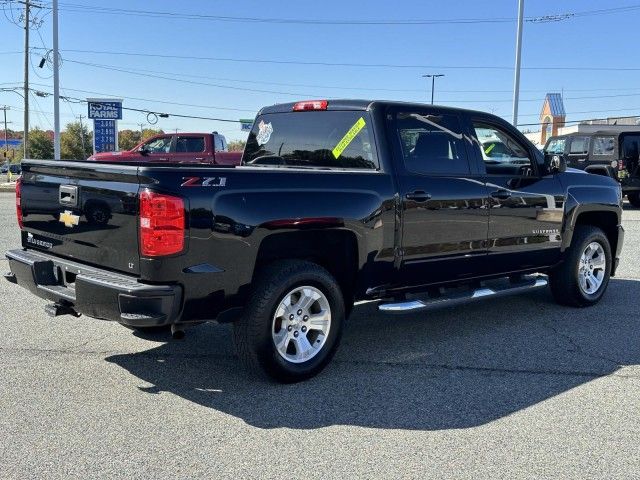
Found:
[293,100,328,111]
[618,158,625,171]
[139,190,185,257]
[15,177,23,229]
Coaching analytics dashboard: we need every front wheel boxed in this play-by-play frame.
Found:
[233,260,345,383]
[627,191,640,208]
[549,225,611,307]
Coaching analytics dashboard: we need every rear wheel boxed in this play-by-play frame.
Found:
[233,260,345,383]
[549,225,611,307]
[627,191,640,208]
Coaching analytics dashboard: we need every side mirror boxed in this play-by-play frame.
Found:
[545,153,566,174]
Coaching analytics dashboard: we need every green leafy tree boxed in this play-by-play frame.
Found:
[228,140,246,152]
[27,128,54,160]
[61,121,92,160]
[142,128,163,141]
[118,128,164,151]
[118,129,141,151]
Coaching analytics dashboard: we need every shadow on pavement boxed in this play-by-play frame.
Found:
[106,278,640,430]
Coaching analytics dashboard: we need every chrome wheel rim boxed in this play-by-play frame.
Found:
[578,241,606,295]
[271,285,331,364]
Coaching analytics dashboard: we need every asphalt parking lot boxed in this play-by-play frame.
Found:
[0,191,639,479]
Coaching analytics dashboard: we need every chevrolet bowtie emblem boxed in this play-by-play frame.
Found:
[59,210,80,228]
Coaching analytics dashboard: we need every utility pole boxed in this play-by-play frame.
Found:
[137,122,145,139]
[1,106,9,160]
[23,0,30,159]
[512,0,525,126]
[77,114,86,159]
[53,0,60,159]
[422,74,444,105]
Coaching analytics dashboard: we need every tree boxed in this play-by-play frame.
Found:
[142,128,163,141]
[28,128,54,160]
[228,140,246,152]
[61,121,92,160]
[117,128,163,151]
[118,129,141,151]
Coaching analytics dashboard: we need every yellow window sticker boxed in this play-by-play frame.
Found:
[484,143,495,155]
[332,117,366,159]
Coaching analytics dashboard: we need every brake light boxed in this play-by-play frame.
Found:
[15,177,23,229]
[139,190,185,257]
[292,100,328,111]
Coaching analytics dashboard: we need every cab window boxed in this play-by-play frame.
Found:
[545,138,566,155]
[396,112,470,175]
[143,136,172,153]
[176,136,205,153]
[569,136,590,155]
[592,136,615,156]
[472,122,534,175]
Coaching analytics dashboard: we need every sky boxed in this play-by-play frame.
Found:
[1,0,640,142]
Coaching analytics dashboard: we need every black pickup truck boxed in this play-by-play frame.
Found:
[5,100,624,382]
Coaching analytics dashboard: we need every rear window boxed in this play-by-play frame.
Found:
[242,111,377,169]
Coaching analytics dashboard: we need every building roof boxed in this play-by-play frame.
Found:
[541,93,566,117]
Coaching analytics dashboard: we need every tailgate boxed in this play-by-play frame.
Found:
[20,160,142,275]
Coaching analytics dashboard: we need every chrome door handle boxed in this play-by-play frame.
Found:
[490,189,512,200]
[405,191,432,202]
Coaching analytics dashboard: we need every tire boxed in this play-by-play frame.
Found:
[549,225,612,307]
[233,260,345,383]
[627,191,640,208]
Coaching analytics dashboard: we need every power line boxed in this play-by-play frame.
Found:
[44,60,640,105]
[32,47,640,72]
[26,1,640,26]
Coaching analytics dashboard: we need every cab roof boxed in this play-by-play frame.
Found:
[258,99,500,119]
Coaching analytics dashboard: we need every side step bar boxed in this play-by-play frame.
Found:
[379,276,548,314]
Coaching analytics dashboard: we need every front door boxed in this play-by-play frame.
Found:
[140,135,173,162]
[469,117,564,273]
[389,108,490,288]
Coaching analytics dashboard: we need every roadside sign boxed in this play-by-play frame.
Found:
[93,119,118,153]
[240,119,254,132]
[87,99,123,120]
[88,98,122,154]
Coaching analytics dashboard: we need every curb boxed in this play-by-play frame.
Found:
[0,184,17,191]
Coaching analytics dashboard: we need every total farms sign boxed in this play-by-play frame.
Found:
[87,98,123,120]
[87,98,123,154]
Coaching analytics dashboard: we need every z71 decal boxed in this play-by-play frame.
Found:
[181,177,227,187]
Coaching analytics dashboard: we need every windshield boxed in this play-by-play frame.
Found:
[242,111,377,169]
[544,138,566,155]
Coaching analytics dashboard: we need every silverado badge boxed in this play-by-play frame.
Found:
[59,210,80,228]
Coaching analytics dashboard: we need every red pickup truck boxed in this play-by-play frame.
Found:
[87,132,243,165]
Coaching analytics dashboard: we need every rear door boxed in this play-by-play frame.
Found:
[173,135,210,163]
[566,135,591,168]
[388,107,490,286]
[20,161,142,275]
[469,116,564,272]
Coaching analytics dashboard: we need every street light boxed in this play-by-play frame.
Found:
[422,74,444,105]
